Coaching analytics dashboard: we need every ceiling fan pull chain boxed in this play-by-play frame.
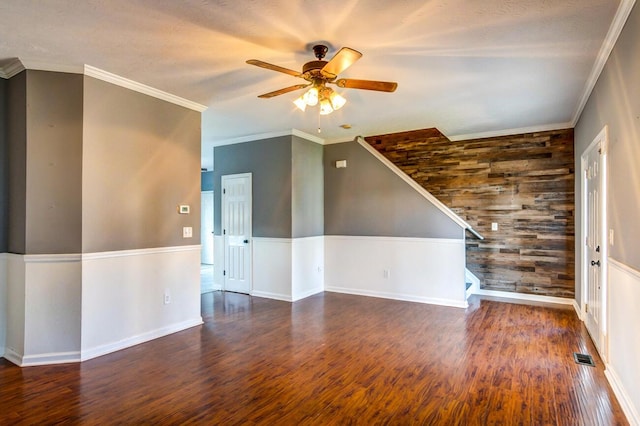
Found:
[317,111,322,133]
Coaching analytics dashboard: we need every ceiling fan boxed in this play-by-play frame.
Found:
[246,44,398,115]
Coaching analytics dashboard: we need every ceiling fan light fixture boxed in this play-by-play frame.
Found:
[248,44,397,114]
[329,91,346,111]
[304,86,319,106]
[319,98,334,115]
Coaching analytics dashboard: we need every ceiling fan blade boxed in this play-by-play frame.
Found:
[257,84,310,98]
[246,59,302,78]
[335,78,398,92]
[321,47,362,78]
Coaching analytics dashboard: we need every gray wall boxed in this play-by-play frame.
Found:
[25,71,83,254]
[574,2,640,299]
[0,78,7,252]
[82,76,202,252]
[324,141,463,239]
[213,136,293,238]
[292,136,323,238]
[201,171,214,192]
[6,71,26,254]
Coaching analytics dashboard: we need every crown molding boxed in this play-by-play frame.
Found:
[571,0,637,126]
[19,59,84,75]
[84,65,207,112]
[0,59,207,112]
[210,129,325,147]
[448,121,573,142]
[291,128,325,144]
[0,58,25,79]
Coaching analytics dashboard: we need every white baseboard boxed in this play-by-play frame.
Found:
[472,288,575,306]
[3,348,23,366]
[325,286,468,309]
[292,287,323,302]
[81,317,202,362]
[251,290,292,302]
[605,364,640,426]
[572,300,583,320]
[1,347,80,367]
[19,351,82,367]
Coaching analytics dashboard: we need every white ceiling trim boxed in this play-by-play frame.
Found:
[84,65,207,112]
[19,59,84,75]
[211,129,325,147]
[291,129,325,145]
[0,58,25,79]
[571,0,637,126]
[1,59,207,112]
[449,121,573,142]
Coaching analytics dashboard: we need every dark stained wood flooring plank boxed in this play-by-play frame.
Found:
[0,292,629,425]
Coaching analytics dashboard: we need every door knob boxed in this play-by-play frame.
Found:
[591,260,600,267]
[244,239,249,244]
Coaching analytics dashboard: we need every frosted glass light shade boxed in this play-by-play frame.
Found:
[305,87,319,106]
[330,91,346,110]
[319,98,333,115]
[293,96,307,111]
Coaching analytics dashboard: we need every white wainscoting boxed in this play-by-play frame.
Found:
[0,253,7,357]
[252,238,293,301]
[605,258,640,425]
[292,236,324,301]
[2,247,203,366]
[324,236,467,308]
[4,253,82,366]
[81,246,203,361]
[4,254,25,364]
[250,237,325,302]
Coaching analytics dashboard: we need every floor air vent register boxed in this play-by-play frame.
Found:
[573,352,596,367]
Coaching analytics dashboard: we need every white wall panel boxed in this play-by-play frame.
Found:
[81,246,202,361]
[325,236,467,308]
[5,254,25,363]
[292,236,324,301]
[0,254,7,357]
[252,238,292,301]
[23,255,82,365]
[605,259,640,425]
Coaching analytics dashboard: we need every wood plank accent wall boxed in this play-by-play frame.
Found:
[365,128,575,297]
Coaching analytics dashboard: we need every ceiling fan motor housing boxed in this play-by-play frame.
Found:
[303,60,327,75]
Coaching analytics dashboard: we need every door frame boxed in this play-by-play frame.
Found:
[221,172,253,294]
[580,125,608,359]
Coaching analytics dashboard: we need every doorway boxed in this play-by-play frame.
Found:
[201,190,214,293]
[221,173,252,294]
[581,126,608,359]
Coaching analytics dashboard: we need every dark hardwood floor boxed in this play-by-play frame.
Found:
[0,292,628,425]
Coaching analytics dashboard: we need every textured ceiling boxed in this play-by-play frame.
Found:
[0,0,625,169]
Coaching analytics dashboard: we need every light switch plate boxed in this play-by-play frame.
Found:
[183,226,193,238]
[491,223,498,231]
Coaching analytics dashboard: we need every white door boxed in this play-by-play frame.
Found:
[201,191,214,265]
[583,128,607,357]
[222,173,252,294]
